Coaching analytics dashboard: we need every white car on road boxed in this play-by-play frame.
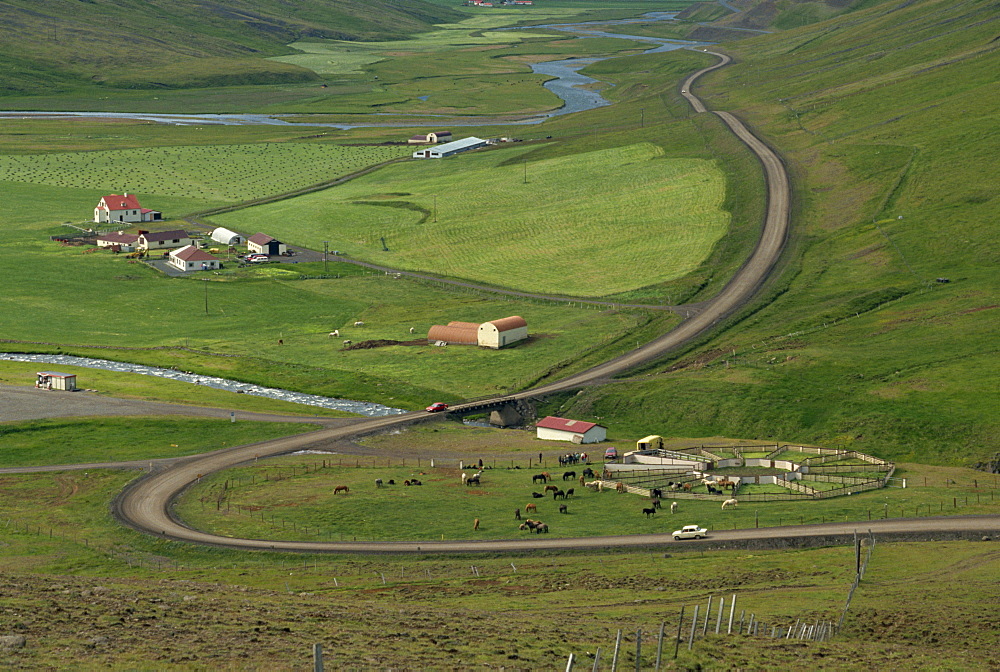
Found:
[672,525,708,540]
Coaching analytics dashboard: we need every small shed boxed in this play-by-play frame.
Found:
[536,416,607,444]
[36,371,76,391]
[247,233,287,256]
[211,227,243,246]
[427,321,480,345]
[478,315,527,348]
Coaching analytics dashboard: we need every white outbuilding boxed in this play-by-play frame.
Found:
[536,416,607,444]
[412,136,487,159]
[168,245,220,272]
[210,227,243,246]
[478,316,528,348]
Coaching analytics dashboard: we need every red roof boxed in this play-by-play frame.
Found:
[99,194,142,211]
[536,416,604,433]
[171,245,218,262]
[248,233,277,245]
[487,315,526,332]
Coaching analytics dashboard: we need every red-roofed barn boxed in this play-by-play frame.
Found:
[478,315,527,348]
[536,416,607,444]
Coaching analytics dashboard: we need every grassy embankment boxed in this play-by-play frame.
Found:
[547,0,1000,468]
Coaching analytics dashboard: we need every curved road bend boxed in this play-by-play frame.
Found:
[109,50,978,554]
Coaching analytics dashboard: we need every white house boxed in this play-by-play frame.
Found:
[210,227,243,246]
[94,193,161,224]
[246,233,287,256]
[96,231,140,252]
[536,416,607,444]
[137,229,192,252]
[168,245,220,272]
[478,316,527,349]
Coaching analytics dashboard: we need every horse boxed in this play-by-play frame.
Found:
[651,498,661,510]
[473,518,480,531]
[616,482,626,494]
[354,321,365,327]
[531,492,545,498]
[410,479,422,486]
[651,488,663,499]
[682,482,693,492]
[461,472,467,484]
[563,471,576,481]
[642,507,656,518]
[387,479,395,485]
[582,467,595,479]
[579,475,586,487]
[540,472,552,482]
[525,503,537,514]
[670,501,678,514]
[374,478,383,488]
[722,498,738,510]
[514,508,521,520]
[718,479,736,490]
[553,489,565,500]
[565,488,574,498]
[534,522,548,533]
[466,476,480,486]
[707,485,720,495]
[342,340,352,346]
[334,485,349,495]
[329,329,339,338]
[409,327,415,334]
[544,485,559,494]
[558,504,568,514]
[532,473,547,484]
[403,480,411,486]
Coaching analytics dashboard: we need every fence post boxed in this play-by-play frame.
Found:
[565,653,575,671]
[313,643,324,672]
[611,629,622,671]
[688,606,699,651]
[727,594,736,634]
[674,606,685,660]
[655,620,665,670]
[715,597,725,634]
[635,629,641,672]
[702,595,712,636]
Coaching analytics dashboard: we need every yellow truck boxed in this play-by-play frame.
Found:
[636,435,664,451]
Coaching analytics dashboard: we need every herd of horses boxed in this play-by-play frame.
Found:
[328,467,741,536]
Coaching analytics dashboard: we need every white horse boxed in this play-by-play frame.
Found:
[461,472,467,484]
[670,501,678,514]
[721,498,738,510]
[331,329,340,338]
[342,339,352,346]
[354,321,365,327]
[409,327,415,334]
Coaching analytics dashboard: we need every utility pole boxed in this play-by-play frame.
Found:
[323,240,329,273]
[203,279,209,314]
[433,195,437,222]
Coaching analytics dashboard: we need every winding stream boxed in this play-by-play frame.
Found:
[0,13,709,128]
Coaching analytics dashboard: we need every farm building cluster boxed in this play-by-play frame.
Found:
[428,316,528,349]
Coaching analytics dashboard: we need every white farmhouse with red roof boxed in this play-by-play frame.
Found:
[536,416,607,444]
[94,193,161,224]
[168,245,220,272]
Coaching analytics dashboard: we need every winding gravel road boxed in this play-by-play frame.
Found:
[50,51,998,552]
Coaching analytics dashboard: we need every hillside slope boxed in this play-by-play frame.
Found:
[0,0,463,94]
[557,0,999,468]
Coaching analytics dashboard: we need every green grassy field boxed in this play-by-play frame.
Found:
[0,417,319,468]
[212,142,730,296]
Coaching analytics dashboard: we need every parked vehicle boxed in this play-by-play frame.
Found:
[672,525,708,540]
[604,447,618,461]
[425,402,449,413]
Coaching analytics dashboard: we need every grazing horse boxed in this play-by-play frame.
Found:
[651,488,663,499]
[651,498,661,510]
[466,476,480,486]
[670,501,678,514]
[410,479,422,486]
[616,482,626,494]
[534,522,549,534]
[642,507,656,518]
[582,467,595,479]
[342,340,351,346]
[565,488,575,498]
[531,492,545,498]
[387,479,395,485]
[334,485,349,495]
[553,489,566,500]
[473,518,480,531]
[563,471,576,481]
[514,508,521,520]
[540,472,552,482]
[544,484,559,494]
[721,498,738,510]
[532,473,547,484]
[682,482,693,492]
[579,475,586,487]
[375,478,383,488]
[718,479,736,490]
[525,503,537,514]
[403,480,411,486]
[559,504,568,514]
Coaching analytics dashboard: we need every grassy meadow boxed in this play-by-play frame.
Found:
[212,142,730,296]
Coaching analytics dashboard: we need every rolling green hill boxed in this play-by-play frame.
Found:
[0,0,463,95]
[552,0,999,467]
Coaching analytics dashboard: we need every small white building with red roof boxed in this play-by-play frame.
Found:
[168,245,220,272]
[94,193,161,224]
[96,231,141,252]
[536,416,607,444]
[478,315,528,348]
[246,233,287,256]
